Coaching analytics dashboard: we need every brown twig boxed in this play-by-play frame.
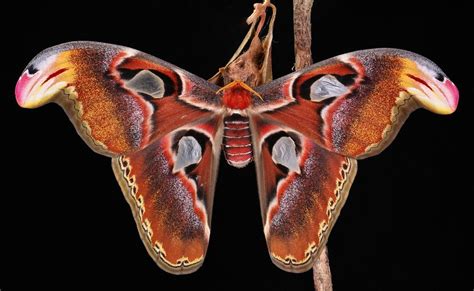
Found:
[293,1,334,290]
[293,0,314,70]
[312,246,333,290]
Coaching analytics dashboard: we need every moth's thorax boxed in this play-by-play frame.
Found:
[222,85,253,110]
[218,80,262,110]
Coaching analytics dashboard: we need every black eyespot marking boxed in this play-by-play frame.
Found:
[434,72,445,82]
[26,65,38,75]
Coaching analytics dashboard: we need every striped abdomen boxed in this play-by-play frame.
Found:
[223,115,253,168]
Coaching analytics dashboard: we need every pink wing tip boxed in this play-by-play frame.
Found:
[444,78,459,111]
[15,71,31,107]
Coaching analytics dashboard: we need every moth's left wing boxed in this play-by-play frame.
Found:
[16,41,225,274]
[250,48,458,272]
[112,115,223,274]
[15,41,222,156]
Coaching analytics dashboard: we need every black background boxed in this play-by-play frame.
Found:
[1,1,472,290]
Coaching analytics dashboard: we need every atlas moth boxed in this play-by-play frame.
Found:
[15,41,458,274]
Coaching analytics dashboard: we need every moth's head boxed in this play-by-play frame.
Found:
[16,51,74,108]
[399,53,458,115]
